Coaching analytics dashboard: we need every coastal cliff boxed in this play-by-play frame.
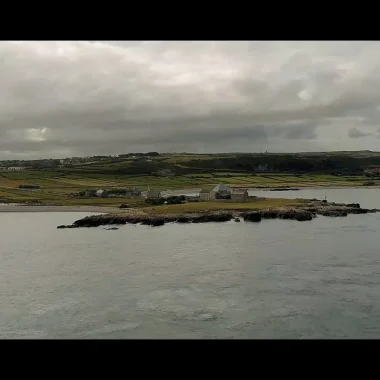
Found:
[57,199,380,229]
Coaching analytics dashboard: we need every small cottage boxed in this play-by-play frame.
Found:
[231,189,249,203]
[199,188,211,201]
[146,190,161,200]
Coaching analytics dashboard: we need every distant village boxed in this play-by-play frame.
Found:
[145,183,263,204]
[69,183,262,205]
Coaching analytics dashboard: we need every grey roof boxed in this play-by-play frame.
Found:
[212,183,231,193]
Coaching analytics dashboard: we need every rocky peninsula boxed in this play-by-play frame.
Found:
[57,199,380,229]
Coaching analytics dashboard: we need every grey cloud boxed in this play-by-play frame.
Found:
[2,41,380,158]
[284,124,318,140]
[348,127,373,138]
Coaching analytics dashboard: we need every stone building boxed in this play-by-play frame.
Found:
[199,188,212,201]
[212,183,231,199]
[199,183,232,201]
[146,190,162,199]
[231,189,249,203]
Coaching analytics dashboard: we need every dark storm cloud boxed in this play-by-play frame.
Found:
[2,41,380,158]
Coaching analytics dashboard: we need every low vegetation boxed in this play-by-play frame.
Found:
[142,198,305,214]
[1,151,380,206]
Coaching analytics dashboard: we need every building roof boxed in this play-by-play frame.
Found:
[213,183,231,193]
[147,190,161,197]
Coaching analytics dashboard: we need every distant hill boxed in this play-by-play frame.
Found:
[2,151,380,176]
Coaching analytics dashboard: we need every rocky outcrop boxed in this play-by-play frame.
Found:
[242,212,262,222]
[57,211,234,229]
[242,209,312,222]
[57,224,79,229]
[57,200,380,229]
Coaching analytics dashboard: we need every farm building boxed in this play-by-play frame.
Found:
[231,189,249,203]
[199,188,212,201]
[198,184,253,203]
[199,183,232,201]
[212,183,231,196]
[146,190,162,199]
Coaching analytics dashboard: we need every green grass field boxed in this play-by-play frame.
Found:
[0,167,376,206]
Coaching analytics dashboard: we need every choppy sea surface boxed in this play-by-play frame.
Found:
[1,188,380,339]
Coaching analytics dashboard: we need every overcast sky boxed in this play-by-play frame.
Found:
[1,40,380,159]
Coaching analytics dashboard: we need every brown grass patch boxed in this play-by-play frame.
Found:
[141,198,305,215]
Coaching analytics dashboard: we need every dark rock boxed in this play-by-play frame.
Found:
[176,216,190,223]
[295,212,313,221]
[243,212,262,222]
[105,227,119,230]
[140,218,166,227]
[319,210,348,217]
[127,218,140,224]
[150,219,165,227]
[234,218,240,222]
[347,203,360,209]
[277,209,313,221]
[57,224,79,229]
[261,210,278,219]
[349,208,368,215]
[119,204,130,209]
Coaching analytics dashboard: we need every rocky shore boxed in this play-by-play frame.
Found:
[57,199,380,229]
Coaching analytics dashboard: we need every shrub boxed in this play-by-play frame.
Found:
[145,198,165,205]
[19,185,40,189]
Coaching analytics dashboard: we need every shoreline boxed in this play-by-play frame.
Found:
[161,185,380,194]
[57,200,380,229]
[0,205,117,213]
[260,185,380,191]
[0,186,378,213]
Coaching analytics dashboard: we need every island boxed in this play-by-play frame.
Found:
[57,197,379,229]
